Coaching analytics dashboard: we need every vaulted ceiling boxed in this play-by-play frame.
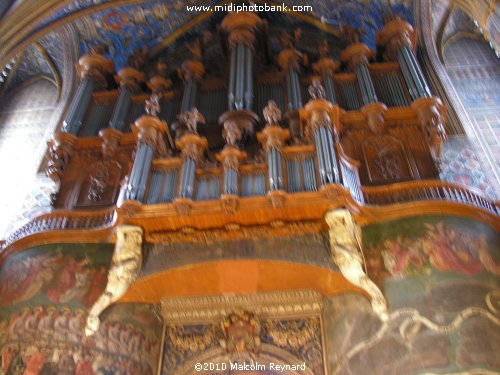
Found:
[0,0,415,95]
[0,0,497,97]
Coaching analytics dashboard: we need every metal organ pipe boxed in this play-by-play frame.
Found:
[109,87,132,131]
[397,46,430,100]
[245,45,254,110]
[63,79,95,135]
[228,48,237,109]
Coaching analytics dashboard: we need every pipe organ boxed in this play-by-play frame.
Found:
[47,13,449,210]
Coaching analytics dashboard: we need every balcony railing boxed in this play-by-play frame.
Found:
[1,208,116,250]
[362,181,499,215]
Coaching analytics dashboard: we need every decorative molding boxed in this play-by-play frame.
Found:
[161,290,323,324]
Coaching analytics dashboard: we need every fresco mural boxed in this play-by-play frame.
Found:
[322,215,500,375]
[0,244,163,375]
[0,244,113,314]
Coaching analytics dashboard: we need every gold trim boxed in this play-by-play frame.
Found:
[160,289,323,323]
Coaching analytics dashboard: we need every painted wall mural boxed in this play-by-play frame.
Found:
[0,244,163,375]
[322,215,500,375]
[0,243,113,314]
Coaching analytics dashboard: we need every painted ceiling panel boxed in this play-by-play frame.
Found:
[4,0,414,90]
[7,44,55,90]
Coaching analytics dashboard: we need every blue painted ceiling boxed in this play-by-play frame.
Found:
[3,0,414,91]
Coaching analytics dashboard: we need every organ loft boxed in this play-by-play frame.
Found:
[0,4,499,375]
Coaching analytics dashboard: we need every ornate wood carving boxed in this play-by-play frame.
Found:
[377,15,418,60]
[45,132,77,184]
[340,43,374,71]
[85,225,143,336]
[325,208,388,320]
[115,67,146,94]
[76,52,115,90]
[221,12,262,50]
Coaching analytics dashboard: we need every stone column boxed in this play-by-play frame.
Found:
[300,80,342,186]
[377,16,431,100]
[64,52,114,135]
[221,12,262,111]
[124,94,169,202]
[257,101,290,207]
[109,67,146,131]
[341,42,378,105]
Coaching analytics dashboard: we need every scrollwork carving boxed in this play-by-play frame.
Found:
[325,209,388,321]
[85,225,143,336]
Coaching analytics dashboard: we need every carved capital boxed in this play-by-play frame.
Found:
[98,128,122,160]
[115,67,146,94]
[76,53,115,89]
[85,225,143,336]
[257,124,290,152]
[147,75,173,95]
[377,18,417,60]
[411,97,447,162]
[175,133,208,162]
[300,100,343,142]
[133,115,169,157]
[45,132,77,183]
[216,146,247,170]
[312,57,340,77]
[220,194,239,215]
[325,209,388,321]
[179,60,205,82]
[340,43,374,71]
[361,102,388,134]
[221,12,262,50]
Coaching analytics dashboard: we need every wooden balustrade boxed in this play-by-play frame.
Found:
[362,181,499,215]
[1,208,116,250]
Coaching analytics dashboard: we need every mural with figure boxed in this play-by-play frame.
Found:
[323,215,500,375]
[0,244,163,375]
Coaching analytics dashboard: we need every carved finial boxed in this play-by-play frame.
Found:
[145,93,161,117]
[179,107,205,135]
[340,23,362,44]
[263,100,282,125]
[319,39,330,58]
[308,79,326,100]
